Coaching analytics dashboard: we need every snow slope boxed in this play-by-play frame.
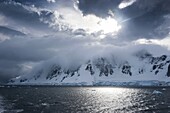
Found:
[9,50,170,86]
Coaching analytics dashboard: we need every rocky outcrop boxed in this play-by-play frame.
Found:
[46,65,62,80]
[122,63,132,76]
[167,64,170,77]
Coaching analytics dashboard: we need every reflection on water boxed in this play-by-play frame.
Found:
[0,86,170,113]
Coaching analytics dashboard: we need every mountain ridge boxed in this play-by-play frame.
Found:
[9,50,170,86]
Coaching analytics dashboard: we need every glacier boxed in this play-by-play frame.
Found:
[9,50,170,86]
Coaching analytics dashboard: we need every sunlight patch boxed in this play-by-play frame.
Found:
[134,36,170,50]
[119,0,136,9]
[50,4,121,36]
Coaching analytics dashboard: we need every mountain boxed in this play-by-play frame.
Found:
[9,50,170,86]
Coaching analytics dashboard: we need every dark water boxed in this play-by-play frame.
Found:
[0,86,170,113]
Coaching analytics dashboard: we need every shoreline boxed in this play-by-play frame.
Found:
[1,84,170,89]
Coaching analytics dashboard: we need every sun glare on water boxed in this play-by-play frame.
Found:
[95,87,125,94]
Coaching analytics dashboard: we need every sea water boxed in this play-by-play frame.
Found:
[0,86,170,113]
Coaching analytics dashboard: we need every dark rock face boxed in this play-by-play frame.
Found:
[167,64,170,77]
[122,64,132,76]
[46,65,62,80]
[150,55,167,64]
[153,65,158,70]
[160,55,167,61]
[85,64,95,75]
[94,58,114,77]
[155,70,159,75]
[61,76,67,82]
[146,55,170,76]
[138,69,144,74]
[20,79,27,83]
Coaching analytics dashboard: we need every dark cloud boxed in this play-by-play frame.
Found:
[0,60,23,83]
[78,0,170,40]
[0,26,25,36]
[117,0,170,40]
[78,0,122,18]
[0,0,54,36]
[1,0,52,9]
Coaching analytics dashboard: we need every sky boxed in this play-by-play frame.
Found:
[0,0,170,83]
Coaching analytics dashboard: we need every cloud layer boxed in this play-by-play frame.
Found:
[0,0,169,82]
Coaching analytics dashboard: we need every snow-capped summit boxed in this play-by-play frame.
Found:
[9,50,170,86]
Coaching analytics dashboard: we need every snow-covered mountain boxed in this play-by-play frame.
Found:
[9,50,170,86]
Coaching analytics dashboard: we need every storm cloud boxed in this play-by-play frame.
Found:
[78,0,170,40]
